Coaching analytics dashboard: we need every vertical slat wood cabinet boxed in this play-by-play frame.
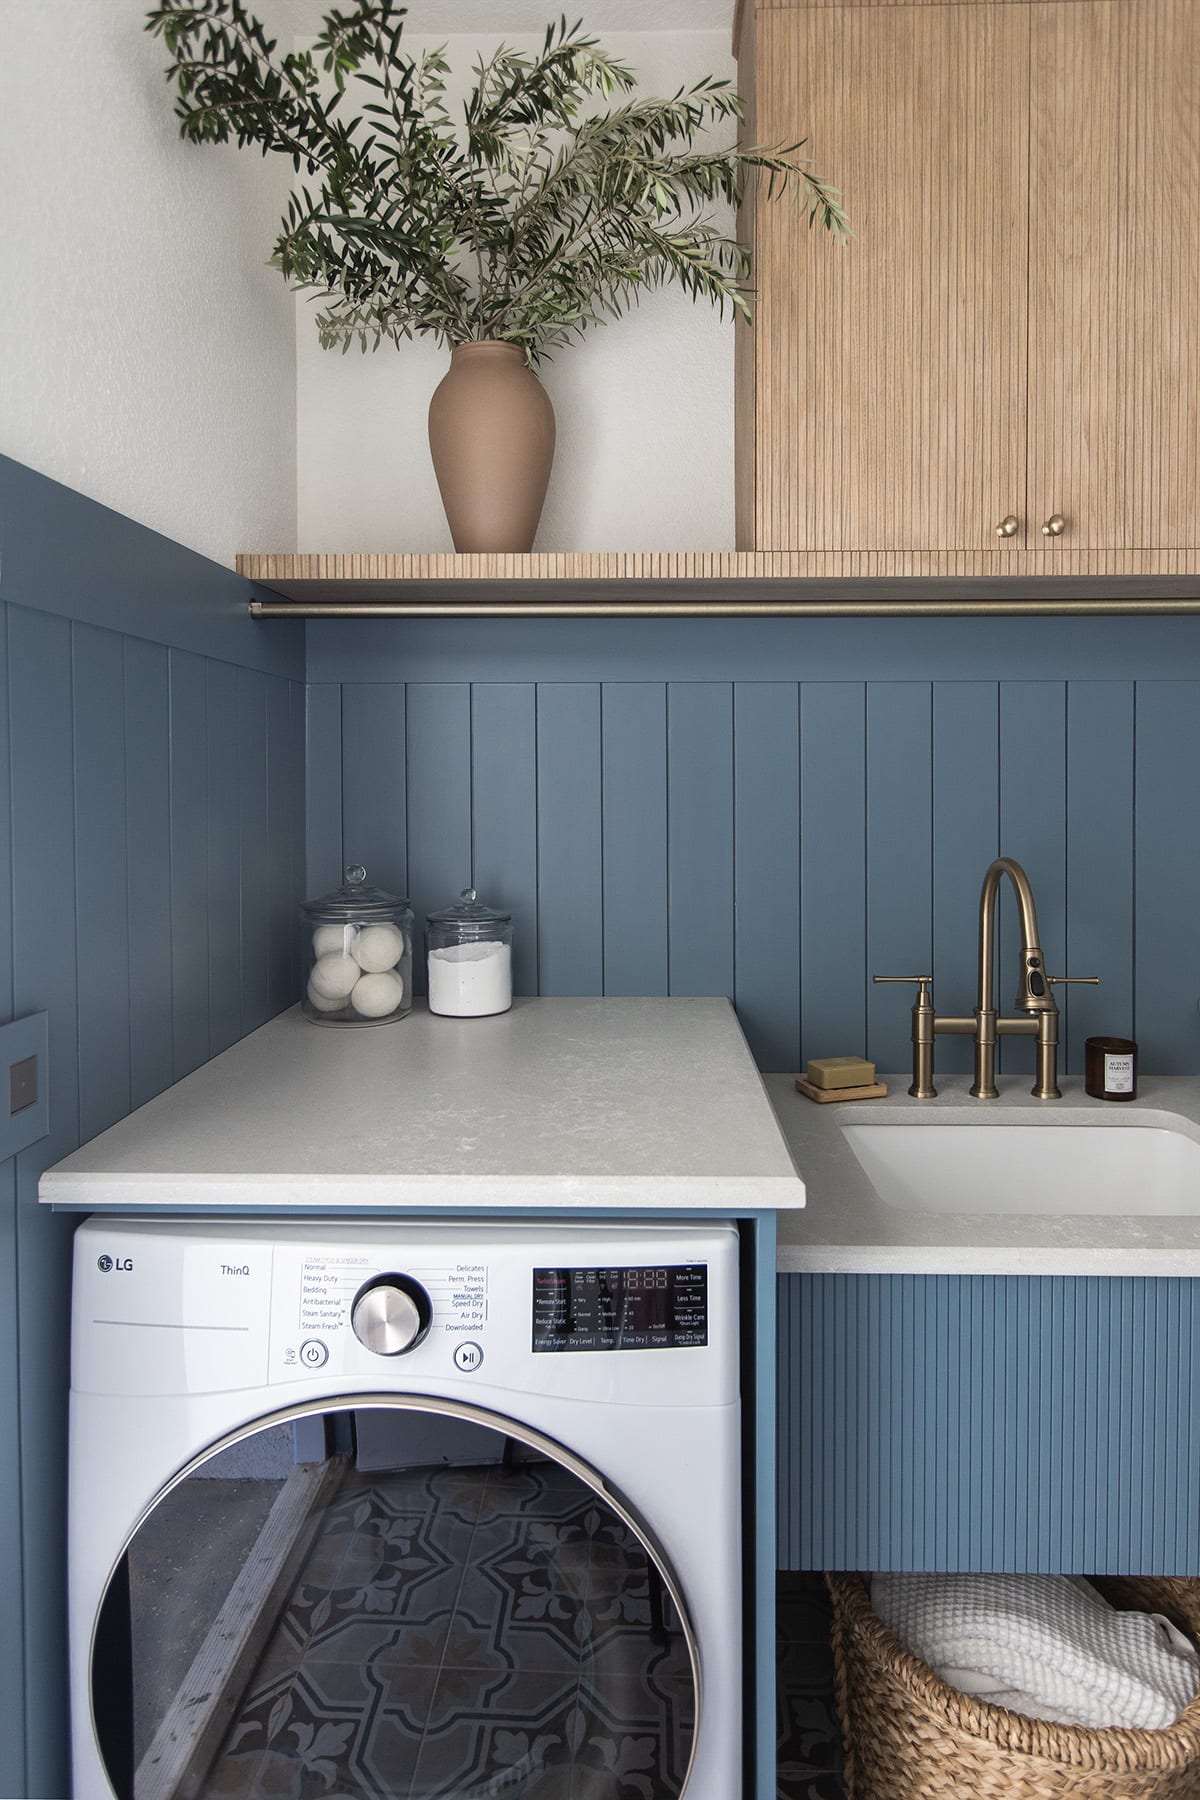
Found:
[735,0,1200,576]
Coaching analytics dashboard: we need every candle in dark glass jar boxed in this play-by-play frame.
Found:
[1085,1036,1137,1102]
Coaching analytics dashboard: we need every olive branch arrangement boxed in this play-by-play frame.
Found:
[146,0,848,365]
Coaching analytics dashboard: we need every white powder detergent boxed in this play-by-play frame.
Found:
[428,940,512,1017]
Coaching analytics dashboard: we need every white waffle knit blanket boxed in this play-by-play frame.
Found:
[871,1573,1200,1730]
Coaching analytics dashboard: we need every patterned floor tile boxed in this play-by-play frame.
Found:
[189,1459,851,1799]
[201,1453,701,1799]
[410,1668,585,1798]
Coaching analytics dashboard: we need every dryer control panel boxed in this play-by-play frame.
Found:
[272,1246,488,1375]
[532,1264,707,1352]
[71,1219,739,1407]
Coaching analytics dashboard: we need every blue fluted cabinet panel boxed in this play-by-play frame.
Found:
[778,1273,1200,1575]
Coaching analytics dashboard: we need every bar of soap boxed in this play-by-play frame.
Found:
[807,1055,875,1090]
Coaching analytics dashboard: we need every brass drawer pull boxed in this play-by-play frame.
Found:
[1041,514,1067,537]
[996,515,1020,538]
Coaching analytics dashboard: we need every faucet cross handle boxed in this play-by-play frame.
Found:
[873,976,933,1000]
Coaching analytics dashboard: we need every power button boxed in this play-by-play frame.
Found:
[300,1339,329,1368]
[453,1342,484,1373]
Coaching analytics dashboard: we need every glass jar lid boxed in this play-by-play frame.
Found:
[301,864,410,920]
[426,887,512,930]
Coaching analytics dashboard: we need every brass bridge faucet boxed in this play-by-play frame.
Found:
[875,856,1098,1100]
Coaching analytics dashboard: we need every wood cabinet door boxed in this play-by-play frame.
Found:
[750,2,1029,553]
[1027,0,1200,553]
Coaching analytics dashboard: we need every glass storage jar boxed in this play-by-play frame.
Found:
[425,889,514,1018]
[300,865,413,1026]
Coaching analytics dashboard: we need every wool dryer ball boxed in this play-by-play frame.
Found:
[353,923,407,973]
[351,970,405,1017]
[306,980,344,1014]
[309,952,361,999]
[312,921,357,957]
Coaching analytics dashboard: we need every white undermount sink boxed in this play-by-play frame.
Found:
[841,1119,1200,1216]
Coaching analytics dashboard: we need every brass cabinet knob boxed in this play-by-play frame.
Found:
[996,515,1020,538]
[1041,514,1067,537]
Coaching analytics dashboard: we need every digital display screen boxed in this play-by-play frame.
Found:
[532,1264,708,1353]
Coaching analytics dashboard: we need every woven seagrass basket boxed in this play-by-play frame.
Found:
[826,1572,1200,1799]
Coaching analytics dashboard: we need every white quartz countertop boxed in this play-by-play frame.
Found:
[768,1073,1200,1276]
[41,997,804,1212]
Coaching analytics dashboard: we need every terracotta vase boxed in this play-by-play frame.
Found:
[427,340,556,553]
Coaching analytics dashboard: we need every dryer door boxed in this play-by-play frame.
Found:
[92,1398,701,1800]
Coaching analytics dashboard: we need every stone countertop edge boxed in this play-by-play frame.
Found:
[768,1071,1200,1277]
[39,996,805,1212]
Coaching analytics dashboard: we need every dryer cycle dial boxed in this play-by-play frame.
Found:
[350,1273,432,1356]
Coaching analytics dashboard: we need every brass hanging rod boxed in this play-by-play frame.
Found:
[249,595,1200,619]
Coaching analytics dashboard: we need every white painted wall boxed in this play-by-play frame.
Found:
[0,0,296,565]
[296,30,739,553]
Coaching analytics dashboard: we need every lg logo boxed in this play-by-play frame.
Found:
[96,1255,133,1272]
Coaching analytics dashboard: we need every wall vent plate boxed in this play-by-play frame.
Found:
[0,1013,49,1162]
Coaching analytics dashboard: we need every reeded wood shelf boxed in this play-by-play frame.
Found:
[239,552,1200,618]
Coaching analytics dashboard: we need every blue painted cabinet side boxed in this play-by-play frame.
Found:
[778,1272,1200,1575]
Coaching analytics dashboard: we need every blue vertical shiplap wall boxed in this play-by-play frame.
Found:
[305,618,1200,1077]
[0,458,305,1798]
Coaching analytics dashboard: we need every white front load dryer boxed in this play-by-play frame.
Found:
[69,1217,741,1800]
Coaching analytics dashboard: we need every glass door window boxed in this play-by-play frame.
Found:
[93,1400,698,1800]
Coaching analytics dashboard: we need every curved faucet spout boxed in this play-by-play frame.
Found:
[977,855,1050,1019]
[972,855,1056,1099]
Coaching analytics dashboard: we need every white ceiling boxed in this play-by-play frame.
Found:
[265,0,734,36]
